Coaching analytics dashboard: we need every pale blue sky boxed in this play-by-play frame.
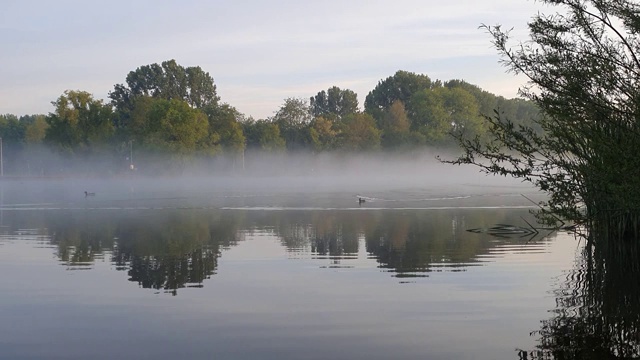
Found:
[1,0,546,119]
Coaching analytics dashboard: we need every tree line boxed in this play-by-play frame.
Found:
[0,60,540,175]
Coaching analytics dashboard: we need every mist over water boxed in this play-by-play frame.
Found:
[0,150,541,211]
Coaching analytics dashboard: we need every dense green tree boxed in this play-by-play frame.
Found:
[21,115,48,144]
[408,87,451,143]
[380,100,411,148]
[445,80,498,120]
[310,86,359,119]
[0,114,26,144]
[126,96,156,141]
[495,96,542,132]
[204,104,246,154]
[409,86,485,145]
[110,59,219,110]
[441,87,485,141]
[109,59,219,136]
[272,98,312,150]
[138,98,210,154]
[18,114,49,176]
[336,113,381,151]
[0,114,30,174]
[444,79,542,134]
[381,100,410,134]
[447,0,640,229]
[309,116,338,152]
[44,90,114,153]
[243,119,286,152]
[272,97,313,127]
[364,70,435,121]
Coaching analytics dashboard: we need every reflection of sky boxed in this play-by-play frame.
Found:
[1,0,550,118]
[0,224,580,359]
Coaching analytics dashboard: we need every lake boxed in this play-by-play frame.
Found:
[0,166,591,359]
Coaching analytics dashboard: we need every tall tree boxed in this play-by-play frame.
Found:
[121,59,218,108]
[380,100,411,148]
[272,98,312,150]
[446,0,640,229]
[310,86,359,119]
[445,79,498,121]
[243,119,286,152]
[45,90,114,153]
[309,116,338,152]
[445,79,542,132]
[0,114,26,144]
[364,70,435,121]
[204,104,246,154]
[410,86,485,145]
[272,97,313,127]
[336,113,381,151]
[408,87,450,143]
[109,60,220,130]
[133,98,210,154]
[21,115,48,144]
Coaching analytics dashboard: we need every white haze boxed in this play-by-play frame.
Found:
[0,149,542,211]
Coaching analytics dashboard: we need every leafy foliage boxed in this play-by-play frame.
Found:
[6,59,543,174]
[110,59,219,110]
[243,118,286,152]
[336,112,381,151]
[309,116,338,151]
[136,98,210,154]
[204,104,246,154]
[444,0,640,227]
[272,98,312,150]
[365,70,435,121]
[310,86,359,119]
[45,90,114,154]
[380,100,411,148]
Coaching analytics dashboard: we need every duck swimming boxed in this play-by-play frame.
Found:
[84,191,95,197]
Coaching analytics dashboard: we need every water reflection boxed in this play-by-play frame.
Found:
[520,237,640,359]
[0,207,554,295]
[272,210,551,277]
[12,210,242,295]
[15,207,640,356]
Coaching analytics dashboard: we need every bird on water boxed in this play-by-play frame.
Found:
[84,191,95,197]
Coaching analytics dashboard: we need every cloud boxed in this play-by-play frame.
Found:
[0,0,545,117]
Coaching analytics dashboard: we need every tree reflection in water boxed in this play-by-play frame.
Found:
[47,210,244,295]
[256,209,551,277]
[519,236,640,359]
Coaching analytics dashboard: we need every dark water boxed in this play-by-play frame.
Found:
[0,176,628,359]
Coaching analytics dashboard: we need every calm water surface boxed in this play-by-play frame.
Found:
[0,177,585,359]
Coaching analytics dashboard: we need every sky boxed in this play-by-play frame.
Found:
[0,0,549,119]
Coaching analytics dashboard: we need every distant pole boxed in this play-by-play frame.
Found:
[0,137,3,177]
[129,140,134,170]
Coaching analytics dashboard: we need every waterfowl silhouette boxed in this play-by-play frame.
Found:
[358,197,366,205]
[84,191,95,197]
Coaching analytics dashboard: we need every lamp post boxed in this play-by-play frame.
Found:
[0,137,3,177]
[129,140,134,170]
